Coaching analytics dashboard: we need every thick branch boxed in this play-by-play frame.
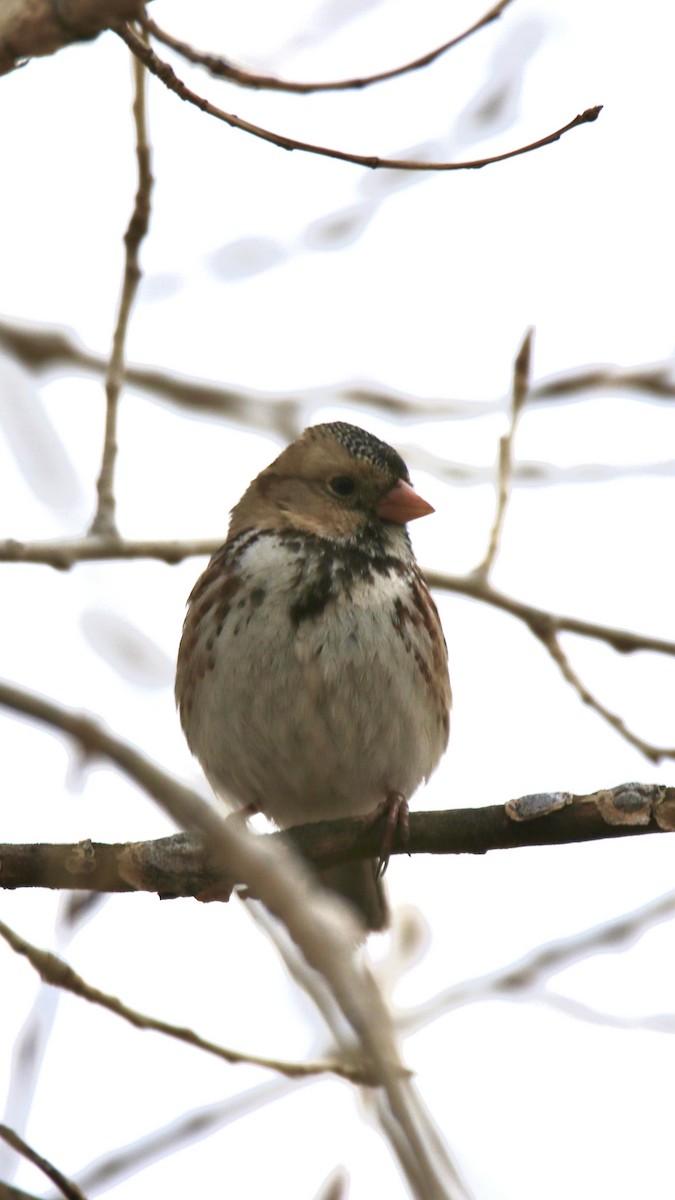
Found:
[0,0,142,75]
[1,786,673,898]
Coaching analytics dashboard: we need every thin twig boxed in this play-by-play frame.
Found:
[535,625,675,763]
[0,1124,86,1200]
[142,1,513,95]
[0,919,370,1085]
[89,41,153,535]
[114,23,601,174]
[425,570,675,659]
[472,327,533,580]
[0,535,221,568]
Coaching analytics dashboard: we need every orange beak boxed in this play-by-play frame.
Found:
[376,479,435,524]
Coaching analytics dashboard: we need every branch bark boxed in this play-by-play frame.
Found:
[1,785,673,898]
[0,0,142,75]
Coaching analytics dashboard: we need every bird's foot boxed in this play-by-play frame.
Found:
[364,791,410,879]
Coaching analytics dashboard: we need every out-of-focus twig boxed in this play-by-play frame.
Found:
[71,1079,306,1196]
[114,22,600,175]
[472,327,533,580]
[90,43,153,535]
[4,318,675,428]
[0,1124,86,1200]
[142,2,513,95]
[0,918,369,1084]
[401,887,675,1035]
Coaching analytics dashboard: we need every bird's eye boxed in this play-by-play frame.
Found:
[329,475,356,497]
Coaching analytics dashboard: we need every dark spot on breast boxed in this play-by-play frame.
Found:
[290,571,334,624]
[250,588,266,607]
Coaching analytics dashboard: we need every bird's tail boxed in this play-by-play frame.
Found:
[319,860,389,932]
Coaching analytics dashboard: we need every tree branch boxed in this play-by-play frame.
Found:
[472,327,532,580]
[1,785,674,899]
[89,38,153,535]
[0,918,372,1085]
[0,1124,85,1200]
[0,0,142,75]
[114,22,601,175]
[141,1,514,95]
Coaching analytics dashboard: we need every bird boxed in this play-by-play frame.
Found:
[175,421,451,931]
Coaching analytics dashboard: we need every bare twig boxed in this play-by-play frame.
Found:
[535,625,675,763]
[114,23,601,175]
[89,41,153,535]
[0,535,221,568]
[0,1124,86,1200]
[472,327,533,580]
[142,1,513,95]
[0,918,370,1085]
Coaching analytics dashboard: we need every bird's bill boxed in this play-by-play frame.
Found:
[375,479,435,523]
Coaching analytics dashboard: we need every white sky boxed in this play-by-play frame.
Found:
[1,2,675,1198]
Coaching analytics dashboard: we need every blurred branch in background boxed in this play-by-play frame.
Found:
[63,1080,312,1198]
[401,887,675,1034]
[4,315,675,426]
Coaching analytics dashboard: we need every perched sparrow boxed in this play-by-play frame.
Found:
[176,422,450,930]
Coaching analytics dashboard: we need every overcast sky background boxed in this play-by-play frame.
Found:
[2,2,675,1198]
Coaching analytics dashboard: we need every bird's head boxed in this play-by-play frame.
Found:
[228,422,434,541]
